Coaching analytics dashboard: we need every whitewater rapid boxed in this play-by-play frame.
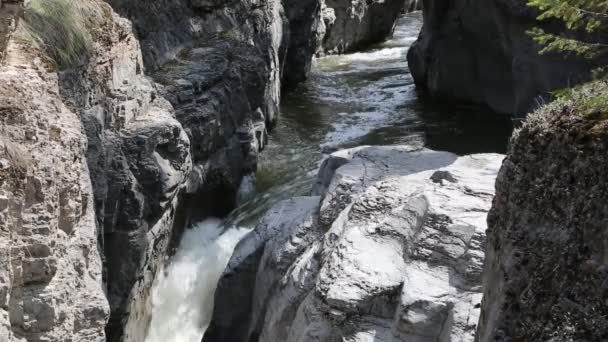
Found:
[145,219,249,342]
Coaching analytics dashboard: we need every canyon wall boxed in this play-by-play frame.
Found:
[407,0,597,116]
[209,146,504,342]
[403,0,422,13]
[476,87,608,341]
[320,0,405,55]
[0,0,406,341]
[0,1,111,340]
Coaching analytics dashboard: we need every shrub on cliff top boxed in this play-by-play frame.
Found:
[528,1,608,118]
[22,0,92,70]
[528,0,608,58]
[554,80,608,118]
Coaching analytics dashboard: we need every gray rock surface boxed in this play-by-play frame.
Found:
[0,0,425,340]
[282,0,324,87]
[403,0,422,13]
[0,2,110,340]
[476,102,608,340]
[321,0,405,55]
[407,0,597,116]
[52,5,193,341]
[0,0,21,62]
[205,196,321,342]
[211,146,504,342]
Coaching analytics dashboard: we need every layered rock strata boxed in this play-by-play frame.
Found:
[0,1,110,340]
[1,0,408,341]
[67,1,288,340]
[210,146,504,342]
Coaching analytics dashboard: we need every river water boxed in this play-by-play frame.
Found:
[145,13,513,342]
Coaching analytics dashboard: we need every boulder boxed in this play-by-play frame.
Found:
[407,0,598,116]
[211,146,504,342]
[477,96,608,341]
[321,0,405,54]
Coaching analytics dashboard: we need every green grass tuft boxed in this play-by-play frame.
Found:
[22,0,92,70]
[552,80,608,119]
[255,166,278,193]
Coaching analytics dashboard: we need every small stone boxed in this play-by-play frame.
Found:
[431,170,457,184]
[0,159,9,170]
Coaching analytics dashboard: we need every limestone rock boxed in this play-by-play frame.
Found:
[211,146,504,342]
[1,0,434,341]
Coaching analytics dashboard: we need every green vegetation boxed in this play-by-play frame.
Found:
[527,1,608,118]
[255,166,277,193]
[217,28,243,43]
[553,80,608,118]
[527,0,608,58]
[22,0,92,70]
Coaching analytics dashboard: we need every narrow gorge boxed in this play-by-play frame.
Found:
[1,0,607,342]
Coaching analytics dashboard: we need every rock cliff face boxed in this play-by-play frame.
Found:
[320,0,405,55]
[63,1,288,340]
[403,0,422,13]
[0,1,110,340]
[407,0,596,116]
[476,95,608,340]
[282,0,324,86]
[1,0,407,341]
[209,146,504,342]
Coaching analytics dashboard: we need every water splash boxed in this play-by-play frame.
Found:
[145,219,250,342]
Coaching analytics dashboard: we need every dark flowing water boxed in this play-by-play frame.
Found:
[229,13,513,225]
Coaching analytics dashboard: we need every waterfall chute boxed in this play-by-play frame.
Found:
[145,218,249,342]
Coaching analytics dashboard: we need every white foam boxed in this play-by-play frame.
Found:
[145,219,249,342]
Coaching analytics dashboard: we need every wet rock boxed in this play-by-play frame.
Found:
[205,196,320,342]
[283,0,324,87]
[212,146,503,342]
[0,0,22,61]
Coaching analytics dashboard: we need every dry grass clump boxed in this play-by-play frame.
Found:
[0,139,30,189]
[21,0,97,70]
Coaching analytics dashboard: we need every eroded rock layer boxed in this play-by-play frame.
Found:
[211,146,504,342]
[1,1,110,340]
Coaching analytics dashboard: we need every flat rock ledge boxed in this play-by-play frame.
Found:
[209,145,504,342]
